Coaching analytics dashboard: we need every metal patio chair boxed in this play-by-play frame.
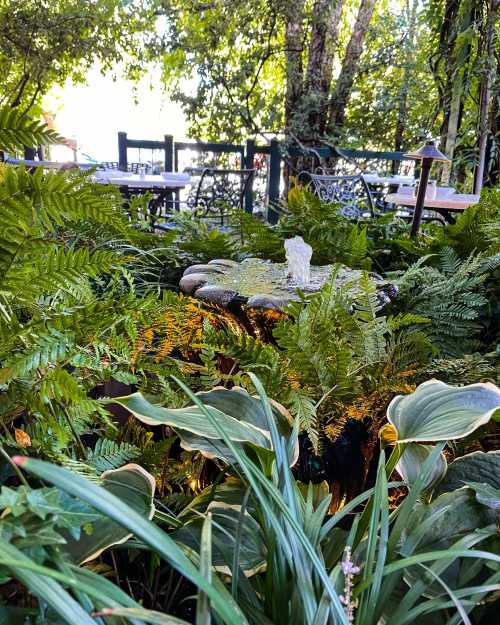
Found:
[298,171,375,219]
[185,167,254,224]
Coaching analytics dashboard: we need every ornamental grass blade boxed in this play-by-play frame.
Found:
[196,513,212,625]
[0,539,97,625]
[94,607,191,625]
[171,375,349,625]
[13,457,248,625]
[384,529,499,625]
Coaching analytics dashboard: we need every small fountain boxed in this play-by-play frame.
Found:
[284,236,313,287]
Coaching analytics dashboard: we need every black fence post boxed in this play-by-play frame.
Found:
[24,146,36,160]
[244,138,255,213]
[118,132,127,171]
[164,135,174,172]
[267,138,281,224]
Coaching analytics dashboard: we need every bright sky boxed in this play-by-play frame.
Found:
[44,64,188,163]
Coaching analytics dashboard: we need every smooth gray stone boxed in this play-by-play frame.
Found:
[179,273,211,294]
[208,259,238,267]
[246,294,287,310]
[194,285,239,307]
[183,264,225,276]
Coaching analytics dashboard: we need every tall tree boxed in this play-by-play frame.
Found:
[284,0,306,135]
[303,0,345,136]
[327,0,377,132]
[393,0,419,159]
[474,0,499,192]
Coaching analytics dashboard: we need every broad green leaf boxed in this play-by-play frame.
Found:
[401,488,496,595]
[387,380,500,443]
[108,387,297,466]
[396,444,447,491]
[174,502,266,576]
[63,463,156,564]
[465,482,500,511]
[434,451,500,496]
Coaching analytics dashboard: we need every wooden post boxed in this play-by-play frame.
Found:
[410,157,432,238]
[118,132,127,171]
[244,139,255,213]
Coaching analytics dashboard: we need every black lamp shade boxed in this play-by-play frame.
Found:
[404,141,450,162]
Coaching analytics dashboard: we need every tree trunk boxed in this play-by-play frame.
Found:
[327,0,377,133]
[439,1,475,183]
[392,0,418,173]
[431,0,461,152]
[304,0,345,136]
[282,2,306,193]
[284,1,306,135]
[474,0,499,193]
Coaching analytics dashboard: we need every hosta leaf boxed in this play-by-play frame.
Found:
[107,387,297,466]
[63,463,155,564]
[174,503,267,576]
[465,482,500,511]
[434,451,500,496]
[387,380,500,443]
[396,444,447,491]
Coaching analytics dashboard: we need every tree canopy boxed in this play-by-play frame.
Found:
[1,0,499,185]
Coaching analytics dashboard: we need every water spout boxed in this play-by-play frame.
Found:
[284,236,312,287]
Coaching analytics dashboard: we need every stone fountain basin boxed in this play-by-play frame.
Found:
[179,258,397,311]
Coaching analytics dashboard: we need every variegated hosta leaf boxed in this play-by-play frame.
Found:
[64,464,156,564]
[396,444,447,491]
[108,386,298,467]
[387,379,500,443]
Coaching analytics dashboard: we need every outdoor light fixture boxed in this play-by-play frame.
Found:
[404,141,450,237]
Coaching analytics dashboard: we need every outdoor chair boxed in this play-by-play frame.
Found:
[98,161,150,173]
[185,167,254,224]
[298,171,375,219]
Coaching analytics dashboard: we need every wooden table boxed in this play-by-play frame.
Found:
[385,192,480,223]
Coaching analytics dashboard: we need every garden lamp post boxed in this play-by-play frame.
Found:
[404,141,450,237]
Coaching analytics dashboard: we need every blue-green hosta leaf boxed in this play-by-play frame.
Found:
[466,482,500,511]
[434,451,500,496]
[402,488,497,595]
[63,463,155,564]
[396,444,447,491]
[108,387,297,466]
[387,379,500,443]
[174,503,267,576]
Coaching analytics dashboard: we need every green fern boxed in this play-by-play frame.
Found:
[0,106,61,153]
[392,249,496,356]
[86,439,140,473]
[289,390,319,454]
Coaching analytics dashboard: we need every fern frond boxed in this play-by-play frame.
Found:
[0,106,61,153]
[288,390,320,454]
[86,439,140,473]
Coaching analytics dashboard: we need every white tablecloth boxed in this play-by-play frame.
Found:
[363,174,415,186]
[95,172,192,189]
